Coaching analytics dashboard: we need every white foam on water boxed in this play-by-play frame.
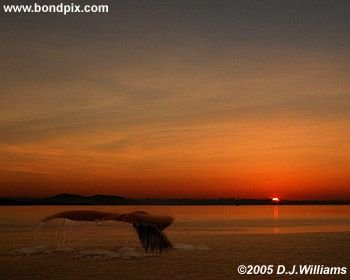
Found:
[55,247,75,252]
[10,246,151,259]
[76,247,147,259]
[10,243,209,258]
[76,249,121,259]
[11,245,52,256]
[174,244,211,251]
[117,247,146,258]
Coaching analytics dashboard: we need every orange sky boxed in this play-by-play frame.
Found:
[0,2,349,199]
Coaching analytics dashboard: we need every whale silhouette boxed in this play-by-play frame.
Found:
[43,210,174,253]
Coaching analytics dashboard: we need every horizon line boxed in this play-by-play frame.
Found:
[1,193,350,202]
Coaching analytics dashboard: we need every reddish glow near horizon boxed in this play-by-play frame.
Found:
[272,197,280,202]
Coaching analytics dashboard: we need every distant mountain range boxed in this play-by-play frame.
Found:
[0,193,349,205]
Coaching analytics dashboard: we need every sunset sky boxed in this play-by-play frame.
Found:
[0,1,349,199]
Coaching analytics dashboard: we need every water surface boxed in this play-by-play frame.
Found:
[0,205,349,279]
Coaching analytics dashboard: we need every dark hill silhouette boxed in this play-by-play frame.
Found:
[0,193,349,205]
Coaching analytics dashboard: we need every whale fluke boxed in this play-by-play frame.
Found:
[43,210,174,253]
